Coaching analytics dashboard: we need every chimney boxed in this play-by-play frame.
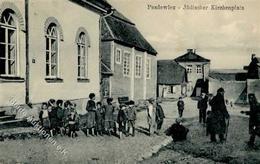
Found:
[187,49,193,53]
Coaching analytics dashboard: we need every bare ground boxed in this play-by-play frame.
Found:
[141,116,260,164]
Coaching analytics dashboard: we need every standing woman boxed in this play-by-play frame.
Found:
[86,93,96,136]
[209,88,230,142]
[147,98,156,136]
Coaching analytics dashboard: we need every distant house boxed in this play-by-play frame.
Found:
[157,60,187,98]
[100,10,157,101]
[209,69,247,104]
[174,49,210,96]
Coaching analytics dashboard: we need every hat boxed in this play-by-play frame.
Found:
[129,100,135,105]
[107,97,113,103]
[148,98,155,102]
[217,88,225,93]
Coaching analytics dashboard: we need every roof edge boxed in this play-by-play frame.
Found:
[101,39,157,55]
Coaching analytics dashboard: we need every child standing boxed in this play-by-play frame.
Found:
[156,100,165,134]
[177,97,184,118]
[48,99,57,136]
[56,99,64,135]
[95,102,104,136]
[68,108,77,138]
[39,102,51,136]
[117,104,127,139]
[104,97,115,136]
[86,93,96,136]
[126,101,137,137]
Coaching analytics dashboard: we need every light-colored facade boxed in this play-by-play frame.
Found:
[178,62,210,94]
[175,49,210,96]
[0,0,106,109]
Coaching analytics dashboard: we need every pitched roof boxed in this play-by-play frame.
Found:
[175,50,210,62]
[157,60,187,85]
[70,0,112,12]
[209,69,247,81]
[101,10,157,55]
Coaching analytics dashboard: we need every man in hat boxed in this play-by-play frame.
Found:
[209,87,230,142]
[197,93,208,124]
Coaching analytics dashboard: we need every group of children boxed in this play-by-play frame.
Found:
[84,95,137,139]
[39,99,79,138]
[38,93,138,139]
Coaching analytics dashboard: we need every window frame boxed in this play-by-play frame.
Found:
[196,65,202,74]
[115,48,122,64]
[77,32,88,79]
[45,24,60,79]
[135,55,142,78]
[146,57,151,79]
[186,65,193,74]
[123,51,131,77]
[0,10,19,77]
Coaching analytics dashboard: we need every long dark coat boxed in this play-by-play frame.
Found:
[209,93,229,134]
[156,104,165,123]
[197,97,208,110]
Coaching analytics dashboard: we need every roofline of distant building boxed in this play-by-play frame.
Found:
[101,39,157,55]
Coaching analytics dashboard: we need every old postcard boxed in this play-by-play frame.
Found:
[0,0,259,163]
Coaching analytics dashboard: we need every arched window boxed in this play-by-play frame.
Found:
[0,9,17,76]
[46,23,59,77]
[77,32,87,78]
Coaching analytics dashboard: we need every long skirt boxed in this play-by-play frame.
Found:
[86,111,96,129]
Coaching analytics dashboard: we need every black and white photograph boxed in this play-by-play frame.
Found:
[0,0,259,163]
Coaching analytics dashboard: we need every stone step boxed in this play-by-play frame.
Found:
[0,127,38,141]
[0,115,15,122]
[0,119,31,129]
[0,111,5,117]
